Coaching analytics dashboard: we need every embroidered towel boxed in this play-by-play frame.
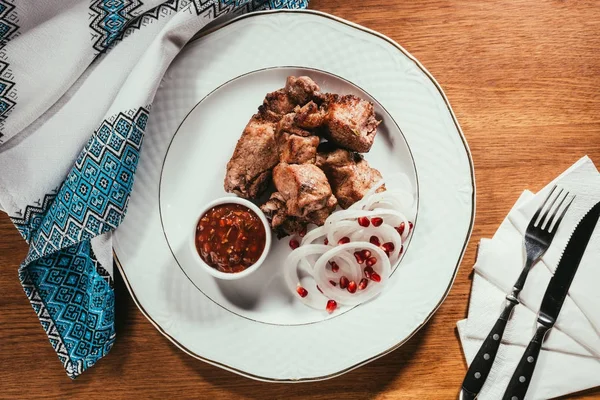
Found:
[0,0,309,378]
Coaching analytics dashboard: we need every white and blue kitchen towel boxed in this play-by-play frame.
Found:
[0,0,308,378]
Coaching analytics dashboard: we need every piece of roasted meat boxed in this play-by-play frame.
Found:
[293,101,327,129]
[225,76,321,199]
[276,112,320,164]
[260,192,307,237]
[316,146,383,209]
[224,111,280,199]
[260,76,321,115]
[320,94,380,153]
[273,163,333,217]
[278,132,320,165]
[288,93,381,153]
[260,163,338,237]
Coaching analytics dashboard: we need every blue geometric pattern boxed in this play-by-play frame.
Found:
[11,0,308,379]
[191,0,309,16]
[89,0,144,54]
[24,108,149,265]
[89,0,187,55]
[14,107,148,378]
[10,193,57,243]
[0,0,18,47]
[20,241,115,378]
[0,0,19,139]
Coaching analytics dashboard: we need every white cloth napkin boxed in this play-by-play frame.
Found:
[0,0,308,379]
[459,156,600,398]
[458,320,600,400]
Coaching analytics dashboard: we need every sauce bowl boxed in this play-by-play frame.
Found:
[190,196,272,280]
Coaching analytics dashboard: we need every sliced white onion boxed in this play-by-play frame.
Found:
[324,208,409,234]
[363,190,413,212]
[349,179,386,210]
[284,244,330,310]
[313,243,390,306]
[324,220,357,247]
[301,226,327,246]
[349,224,403,265]
[283,173,414,313]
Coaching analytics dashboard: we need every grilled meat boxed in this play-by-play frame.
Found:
[261,76,321,115]
[224,111,280,198]
[279,132,320,164]
[272,163,333,217]
[225,76,320,198]
[321,94,380,153]
[260,191,338,238]
[316,146,383,209]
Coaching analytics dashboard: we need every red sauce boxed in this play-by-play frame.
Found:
[195,203,266,273]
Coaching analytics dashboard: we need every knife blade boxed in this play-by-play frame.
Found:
[538,202,600,326]
[502,200,600,400]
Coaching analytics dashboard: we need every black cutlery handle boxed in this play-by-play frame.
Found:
[461,299,517,398]
[502,324,549,400]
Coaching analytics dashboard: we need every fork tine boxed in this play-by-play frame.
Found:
[548,193,575,233]
[530,185,557,229]
[538,187,563,228]
[540,188,564,229]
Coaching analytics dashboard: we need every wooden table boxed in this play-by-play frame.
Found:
[1,1,599,398]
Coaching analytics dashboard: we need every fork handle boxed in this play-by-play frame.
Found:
[461,299,517,399]
[502,324,549,400]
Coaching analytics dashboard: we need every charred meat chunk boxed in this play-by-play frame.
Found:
[224,112,280,199]
[316,147,383,209]
[272,163,333,218]
[260,192,338,238]
[260,192,308,238]
[279,132,320,165]
[322,94,380,153]
[260,76,321,116]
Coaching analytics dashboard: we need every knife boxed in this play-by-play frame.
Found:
[502,201,600,400]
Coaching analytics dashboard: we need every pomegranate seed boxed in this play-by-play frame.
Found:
[324,238,329,245]
[317,285,323,294]
[371,272,381,282]
[354,251,365,264]
[299,227,307,237]
[369,235,381,246]
[296,286,308,298]
[381,242,395,254]
[357,216,370,227]
[326,300,337,314]
[361,249,372,259]
[330,261,339,273]
[358,278,369,290]
[409,221,414,230]
[347,281,357,293]
[289,239,300,250]
[364,266,374,279]
[365,257,377,267]
[396,222,405,236]
[329,280,337,286]
[339,276,349,289]
[338,236,350,245]
[399,245,404,255]
[371,217,383,227]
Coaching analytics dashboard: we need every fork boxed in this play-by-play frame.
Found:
[459,186,574,400]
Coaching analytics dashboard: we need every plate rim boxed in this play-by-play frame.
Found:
[114,8,476,383]
[157,64,421,327]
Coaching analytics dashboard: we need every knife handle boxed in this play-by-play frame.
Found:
[461,299,517,398]
[502,324,549,400]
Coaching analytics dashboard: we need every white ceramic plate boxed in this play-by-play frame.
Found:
[113,10,475,382]
[160,66,417,325]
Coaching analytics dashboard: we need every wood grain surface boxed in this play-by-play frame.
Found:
[1,1,599,399]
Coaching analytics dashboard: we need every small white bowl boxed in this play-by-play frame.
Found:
[190,196,272,280]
